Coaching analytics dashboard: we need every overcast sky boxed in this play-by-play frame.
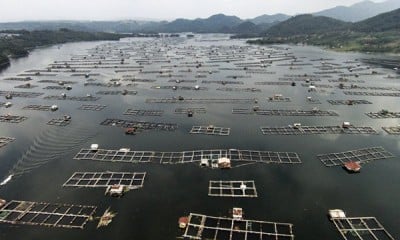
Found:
[0,0,385,22]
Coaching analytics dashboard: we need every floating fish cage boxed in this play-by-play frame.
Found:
[190,125,231,136]
[38,80,77,84]
[78,104,107,111]
[175,108,206,114]
[167,79,197,83]
[329,210,395,240]
[255,81,292,86]
[343,91,400,97]
[100,118,177,131]
[382,126,400,135]
[0,115,28,123]
[63,171,146,190]
[327,100,372,105]
[216,87,261,92]
[301,83,333,88]
[96,90,137,96]
[233,109,338,116]
[121,78,156,82]
[47,117,71,126]
[123,109,164,116]
[182,212,294,240]
[0,200,96,229]
[44,95,100,101]
[2,77,32,81]
[260,125,377,135]
[201,80,244,85]
[151,86,207,91]
[146,98,255,104]
[365,110,400,119]
[23,105,57,111]
[0,91,44,98]
[74,148,301,165]
[208,180,257,197]
[0,137,15,148]
[317,147,394,167]
[14,84,38,89]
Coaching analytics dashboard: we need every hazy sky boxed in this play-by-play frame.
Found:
[0,0,386,22]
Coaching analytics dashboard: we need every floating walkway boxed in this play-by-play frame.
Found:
[190,126,230,136]
[233,109,338,116]
[74,148,301,165]
[124,109,164,116]
[182,212,294,240]
[63,171,146,190]
[260,125,377,135]
[208,180,257,197]
[0,137,15,148]
[0,200,96,229]
[328,100,372,105]
[0,115,27,123]
[329,210,395,240]
[78,104,107,111]
[317,147,394,167]
[146,98,255,104]
[100,118,177,131]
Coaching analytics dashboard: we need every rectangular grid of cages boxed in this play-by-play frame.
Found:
[175,108,206,114]
[343,91,400,97]
[233,109,338,116]
[216,87,261,92]
[95,90,137,95]
[317,147,394,167]
[327,100,372,105]
[123,109,164,116]
[0,200,96,229]
[63,171,146,190]
[190,126,231,136]
[0,137,15,148]
[0,115,28,123]
[208,181,257,197]
[44,95,100,101]
[331,216,395,240]
[23,105,54,111]
[78,104,107,111]
[74,148,302,165]
[100,118,177,131]
[146,98,255,104]
[0,91,44,98]
[365,111,400,119]
[201,80,244,85]
[47,118,71,126]
[260,125,378,135]
[382,126,400,135]
[183,213,295,240]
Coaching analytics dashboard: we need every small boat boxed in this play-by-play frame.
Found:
[0,174,13,186]
[178,216,189,229]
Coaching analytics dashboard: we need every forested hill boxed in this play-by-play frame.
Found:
[265,14,350,37]
[0,29,126,69]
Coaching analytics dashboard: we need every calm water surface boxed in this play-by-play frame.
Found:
[0,35,399,240]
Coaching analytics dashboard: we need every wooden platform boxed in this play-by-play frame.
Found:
[317,147,394,167]
[0,200,96,229]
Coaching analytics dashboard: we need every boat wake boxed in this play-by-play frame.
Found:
[1,124,97,186]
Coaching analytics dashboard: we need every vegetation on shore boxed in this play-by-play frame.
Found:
[247,9,400,53]
[0,29,126,68]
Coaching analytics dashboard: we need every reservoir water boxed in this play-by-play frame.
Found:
[0,35,399,240]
